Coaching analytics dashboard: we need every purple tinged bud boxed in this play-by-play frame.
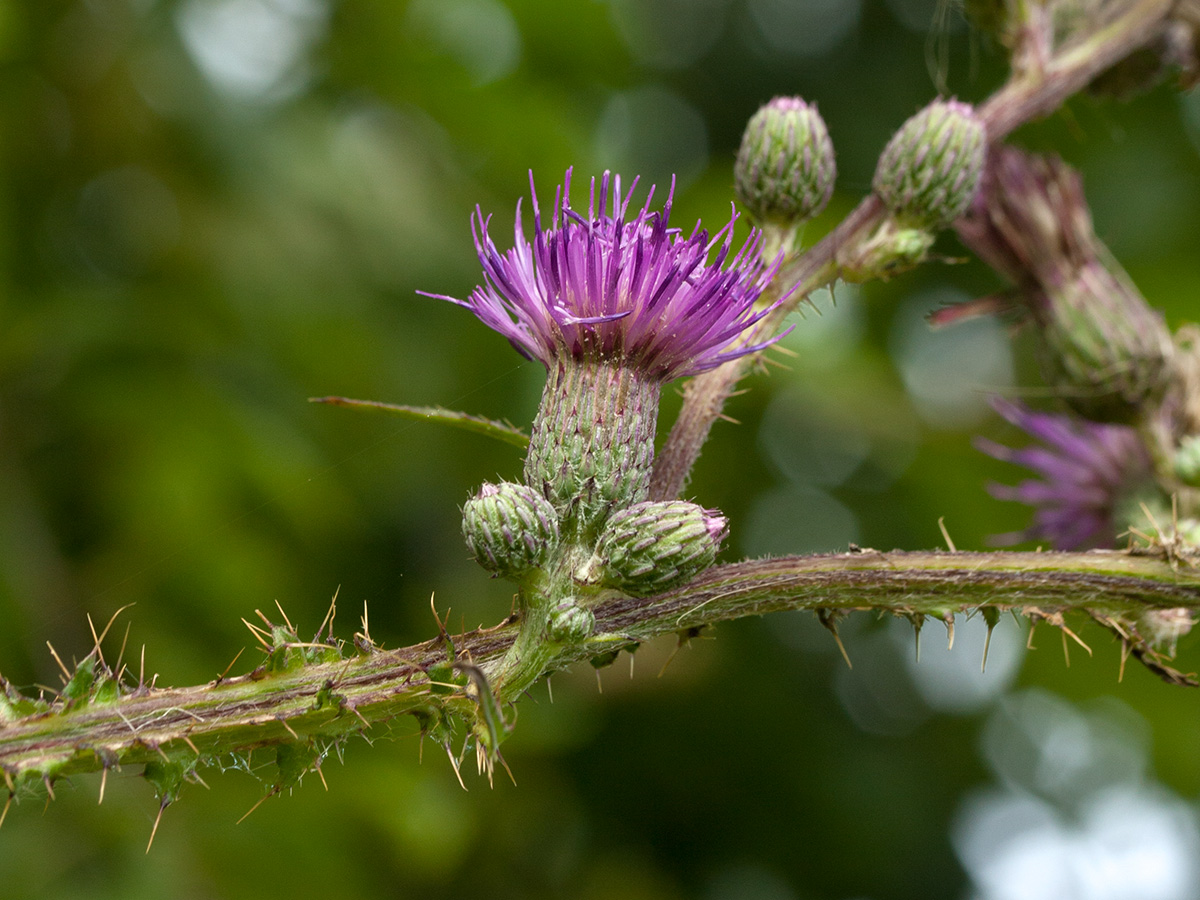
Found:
[955,147,1174,423]
[462,481,559,579]
[735,97,837,230]
[873,99,986,231]
[579,500,727,597]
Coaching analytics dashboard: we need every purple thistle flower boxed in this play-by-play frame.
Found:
[423,168,787,381]
[975,398,1153,550]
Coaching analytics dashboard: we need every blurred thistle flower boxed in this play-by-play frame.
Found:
[425,168,785,382]
[976,398,1155,550]
[955,146,1173,423]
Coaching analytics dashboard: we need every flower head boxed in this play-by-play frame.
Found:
[976,399,1154,549]
[425,169,785,381]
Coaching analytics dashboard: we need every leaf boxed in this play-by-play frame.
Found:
[309,397,529,449]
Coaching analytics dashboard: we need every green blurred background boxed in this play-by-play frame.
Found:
[2,1,1200,898]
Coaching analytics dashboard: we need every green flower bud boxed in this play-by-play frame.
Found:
[735,97,836,232]
[836,220,935,284]
[873,99,985,231]
[578,500,728,597]
[548,598,595,644]
[462,481,559,579]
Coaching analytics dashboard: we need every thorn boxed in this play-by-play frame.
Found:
[944,615,955,651]
[3,769,13,792]
[982,625,994,674]
[1119,639,1131,682]
[115,621,132,684]
[242,618,272,650]
[42,775,56,801]
[99,767,108,805]
[139,645,146,689]
[818,610,852,669]
[938,517,957,552]
[254,608,274,630]
[629,652,635,680]
[87,613,106,669]
[1061,628,1070,667]
[214,647,245,685]
[46,642,71,683]
[89,603,137,670]
[595,668,603,693]
[346,703,370,729]
[182,735,200,755]
[360,601,371,644]
[1026,620,1038,650]
[1061,625,1092,656]
[146,801,168,853]
[658,643,683,678]
[315,763,329,792]
[189,771,210,791]
[0,793,9,830]
[716,413,741,425]
[444,744,467,791]
[546,676,553,704]
[154,743,171,764]
[908,613,925,663]
[273,600,295,634]
[497,751,517,787]
[279,719,299,740]
[236,793,270,825]
[317,587,340,642]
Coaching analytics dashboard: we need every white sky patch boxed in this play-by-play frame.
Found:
[177,0,328,102]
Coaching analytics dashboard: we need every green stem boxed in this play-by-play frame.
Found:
[2,549,1196,797]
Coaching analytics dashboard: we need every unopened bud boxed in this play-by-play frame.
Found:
[735,97,836,233]
[837,220,935,283]
[548,599,595,644]
[873,99,985,231]
[462,481,559,579]
[579,500,728,597]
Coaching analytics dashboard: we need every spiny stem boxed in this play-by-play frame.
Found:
[1,548,1196,797]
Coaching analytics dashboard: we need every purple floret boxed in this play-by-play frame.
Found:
[423,168,788,381]
[976,398,1153,550]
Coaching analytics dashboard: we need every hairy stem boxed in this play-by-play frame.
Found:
[2,549,1195,794]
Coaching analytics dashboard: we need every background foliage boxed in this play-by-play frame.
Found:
[2,1,1200,897]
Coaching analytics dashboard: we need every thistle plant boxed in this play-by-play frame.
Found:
[3,0,1200,857]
